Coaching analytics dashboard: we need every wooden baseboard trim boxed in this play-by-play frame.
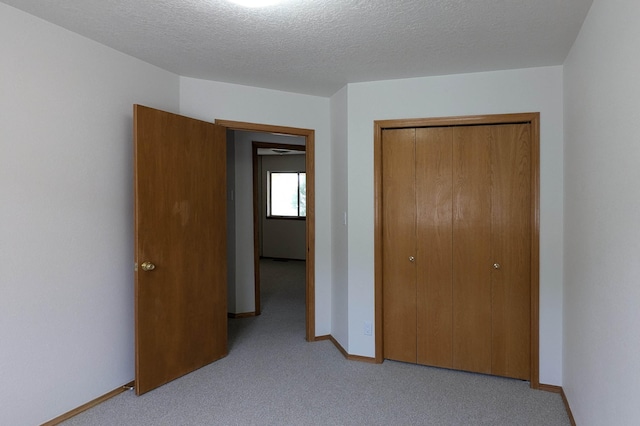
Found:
[41,381,134,426]
[313,334,331,341]
[539,383,576,426]
[560,388,577,426]
[228,312,257,318]
[314,334,377,364]
[346,352,378,363]
[538,383,561,393]
[327,335,349,359]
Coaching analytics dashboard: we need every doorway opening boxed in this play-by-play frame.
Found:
[253,141,306,316]
[218,120,316,342]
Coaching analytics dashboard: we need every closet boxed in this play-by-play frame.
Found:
[379,117,536,381]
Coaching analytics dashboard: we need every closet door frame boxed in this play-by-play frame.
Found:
[373,112,540,389]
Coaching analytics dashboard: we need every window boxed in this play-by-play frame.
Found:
[268,172,306,218]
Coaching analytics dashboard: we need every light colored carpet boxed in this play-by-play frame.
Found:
[62,259,570,425]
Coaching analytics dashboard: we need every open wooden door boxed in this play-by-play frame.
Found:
[133,105,227,395]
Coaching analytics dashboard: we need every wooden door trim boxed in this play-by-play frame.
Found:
[252,143,261,315]
[251,141,307,315]
[374,112,540,388]
[375,113,538,129]
[216,120,316,342]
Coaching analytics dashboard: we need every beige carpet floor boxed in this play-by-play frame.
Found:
[62,259,570,425]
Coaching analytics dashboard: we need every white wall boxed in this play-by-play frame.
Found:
[563,0,640,424]
[330,87,349,348]
[230,131,255,314]
[344,67,565,386]
[179,80,332,333]
[0,4,179,425]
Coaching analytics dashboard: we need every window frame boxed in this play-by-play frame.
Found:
[267,171,306,219]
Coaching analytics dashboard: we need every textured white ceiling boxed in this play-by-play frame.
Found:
[1,0,593,96]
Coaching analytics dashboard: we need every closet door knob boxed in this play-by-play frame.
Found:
[409,256,415,263]
[493,263,501,270]
[141,261,156,272]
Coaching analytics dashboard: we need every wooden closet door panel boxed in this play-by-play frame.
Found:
[416,127,453,368]
[382,129,417,363]
[452,126,492,374]
[491,124,531,380]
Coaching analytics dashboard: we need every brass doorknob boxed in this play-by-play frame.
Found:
[141,261,156,272]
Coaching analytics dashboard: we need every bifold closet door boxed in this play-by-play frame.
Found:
[490,123,531,380]
[450,123,531,379]
[415,128,453,368]
[381,123,531,381]
[451,126,493,374]
[382,128,417,363]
